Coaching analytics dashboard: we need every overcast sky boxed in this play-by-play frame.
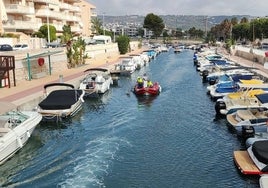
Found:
[88,0,267,17]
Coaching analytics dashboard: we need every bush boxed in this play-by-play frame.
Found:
[116,35,130,54]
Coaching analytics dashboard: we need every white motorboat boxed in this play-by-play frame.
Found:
[129,54,145,70]
[117,56,137,74]
[226,107,268,132]
[234,140,268,175]
[0,101,42,165]
[37,83,85,121]
[79,68,113,95]
[260,175,268,188]
[215,89,268,116]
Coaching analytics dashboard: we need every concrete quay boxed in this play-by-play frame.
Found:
[0,46,146,111]
[217,47,268,80]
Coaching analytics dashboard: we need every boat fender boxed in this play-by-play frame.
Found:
[26,130,30,138]
[17,137,23,148]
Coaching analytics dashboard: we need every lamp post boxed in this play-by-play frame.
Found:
[102,12,105,35]
[46,2,50,44]
[252,21,255,42]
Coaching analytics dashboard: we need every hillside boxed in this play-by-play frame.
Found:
[101,15,251,31]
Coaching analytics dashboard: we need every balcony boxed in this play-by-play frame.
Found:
[35,9,62,20]
[3,20,39,31]
[5,4,35,15]
[91,12,97,17]
[33,0,58,5]
[69,6,80,12]
[70,25,81,32]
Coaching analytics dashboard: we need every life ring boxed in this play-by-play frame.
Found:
[38,58,45,66]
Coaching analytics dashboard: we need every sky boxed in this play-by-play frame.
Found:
[88,0,267,17]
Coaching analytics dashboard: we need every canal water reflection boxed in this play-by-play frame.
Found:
[0,49,259,188]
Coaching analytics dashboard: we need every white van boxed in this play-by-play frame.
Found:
[93,35,112,44]
[13,44,29,50]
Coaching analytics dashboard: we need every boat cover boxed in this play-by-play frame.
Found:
[256,93,268,104]
[39,90,83,110]
[231,74,252,82]
[252,140,268,165]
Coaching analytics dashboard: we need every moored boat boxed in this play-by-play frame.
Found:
[79,68,113,95]
[234,140,268,175]
[0,101,42,165]
[37,83,85,121]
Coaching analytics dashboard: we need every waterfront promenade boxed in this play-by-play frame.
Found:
[0,48,145,109]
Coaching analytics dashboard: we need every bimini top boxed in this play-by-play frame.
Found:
[255,93,268,104]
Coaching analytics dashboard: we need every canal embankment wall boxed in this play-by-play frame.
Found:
[6,41,140,86]
[1,41,141,110]
[231,45,268,65]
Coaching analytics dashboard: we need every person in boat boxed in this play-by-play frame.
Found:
[142,73,148,87]
[147,80,153,87]
[137,77,143,88]
[142,73,148,81]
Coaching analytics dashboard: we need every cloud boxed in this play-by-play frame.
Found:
[88,0,267,17]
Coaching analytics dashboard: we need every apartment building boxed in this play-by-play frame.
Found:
[0,0,96,37]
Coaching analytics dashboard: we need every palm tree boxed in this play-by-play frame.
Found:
[91,17,102,35]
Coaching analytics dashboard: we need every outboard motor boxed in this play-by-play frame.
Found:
[214,100,226,115]
[202,70,209,83]
[209,78,217,85]
[241,125,255,140]
[196,62,200,71]
[193,59,198,66]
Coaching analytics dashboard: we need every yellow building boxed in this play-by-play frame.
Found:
[0,0,96,37]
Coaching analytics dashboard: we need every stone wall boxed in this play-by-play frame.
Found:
[232,45,267,65]
[6,41,140,85]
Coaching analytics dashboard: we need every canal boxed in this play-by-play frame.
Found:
[0,49,259,187]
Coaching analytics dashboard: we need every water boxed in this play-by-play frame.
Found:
[0,50,259,188]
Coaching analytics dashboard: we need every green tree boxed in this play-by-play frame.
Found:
[116,35,130,54]
[143,13,165,38]
[240,17,249,24]
[232,23,250,41]
[39,24,56,42]
[187,27,204,39]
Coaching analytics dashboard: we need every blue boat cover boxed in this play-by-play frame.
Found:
[255,93,268,104]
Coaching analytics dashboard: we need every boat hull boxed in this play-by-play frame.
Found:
[133,82,161,96]
[0,111,42,165]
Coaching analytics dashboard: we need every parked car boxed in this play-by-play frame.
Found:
[13,44,29,50]
[0,44,13,51]
[46,42,61,48]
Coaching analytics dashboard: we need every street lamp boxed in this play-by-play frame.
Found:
[102,12,105,35]
[46,2,50,44]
